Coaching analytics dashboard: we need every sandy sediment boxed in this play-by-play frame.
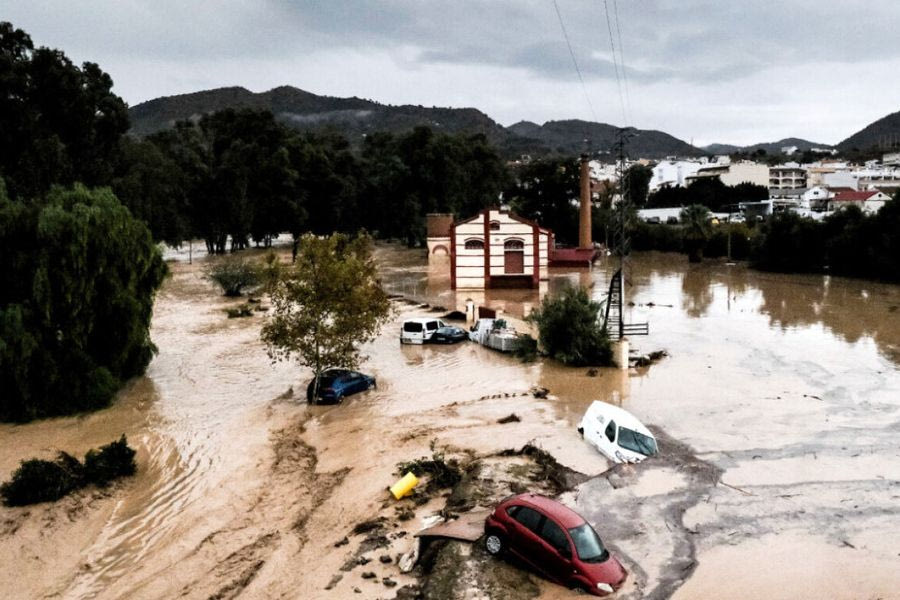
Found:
[1,245,899,599]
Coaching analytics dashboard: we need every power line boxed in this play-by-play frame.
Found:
[602,0,628,126]
[552,0,598,124]
[612,0,633,125]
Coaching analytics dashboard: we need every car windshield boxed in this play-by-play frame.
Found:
[437,327,456,334]
[616,427,658,456]
[568,524,609,563]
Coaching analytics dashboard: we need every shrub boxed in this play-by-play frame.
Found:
[514,333,538,362]
[0,436,137,506]
[83,435,137,486]
[528,283,613,367]
[0,452,84,506]
[204,256,260,296]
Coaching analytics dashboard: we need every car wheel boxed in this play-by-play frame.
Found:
[484,532,505,556]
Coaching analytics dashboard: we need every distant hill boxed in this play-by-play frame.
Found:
[702,143,741,155]
[507,119,702,158]
[128,85,510,146]
[837,110,900,152]
[128,86,702,158]
[703,138,831,155]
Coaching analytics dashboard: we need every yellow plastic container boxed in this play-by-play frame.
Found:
[390,472,419,499]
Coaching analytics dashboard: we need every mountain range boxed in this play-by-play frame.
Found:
[128,86,899,159]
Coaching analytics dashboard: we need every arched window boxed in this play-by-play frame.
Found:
[504,239,525,250]
[464,238,484,250]
[489,221,501,231]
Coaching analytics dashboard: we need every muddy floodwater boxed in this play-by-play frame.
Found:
[1,243,899,600]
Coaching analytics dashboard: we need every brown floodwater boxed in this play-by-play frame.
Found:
[1,243,898,599]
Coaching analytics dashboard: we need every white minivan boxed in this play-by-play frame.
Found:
[400,318,446,344]
[578,401,658,463]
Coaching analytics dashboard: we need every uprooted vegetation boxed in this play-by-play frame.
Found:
[375,442,590,599]
[1,435,136,506]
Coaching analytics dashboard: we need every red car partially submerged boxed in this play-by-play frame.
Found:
[484,493,627,596]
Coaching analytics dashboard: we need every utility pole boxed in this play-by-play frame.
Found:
[612,129,632,340]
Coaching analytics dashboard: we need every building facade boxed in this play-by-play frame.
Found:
[450,208,551,289]
[769,163,807,189]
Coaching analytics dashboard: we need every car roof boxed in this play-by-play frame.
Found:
[584,401,654,438]
[403,317,442,323]
[508,493,585,529]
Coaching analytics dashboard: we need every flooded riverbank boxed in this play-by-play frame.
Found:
[1,244,898,599]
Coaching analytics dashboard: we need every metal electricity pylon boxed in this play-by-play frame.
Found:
[603,128,648,339]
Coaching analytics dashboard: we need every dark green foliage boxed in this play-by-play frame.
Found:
[681,204,712,262]
[0,184,166,422]
[631,222,684,253]
[506,158,580,245]
[751,211,827,273]
[0,453,83,506]
[0,22,129,201]
[82,435,137,486]
[358,127,509,245]
[514,333,538,362]
[647,179,767,212]
[205,255,260,296]
[752,196,900,281]
[110,137,191,246]
[1,436,136,506]
[623,164,653,207]
[528,284,613,367]
[705,223,755,260]
[149,109,299,253]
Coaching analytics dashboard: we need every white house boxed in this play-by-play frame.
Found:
[649,160,705,191]
[687,161,769,187]
[450,208,551,289]
[829,190,891,214]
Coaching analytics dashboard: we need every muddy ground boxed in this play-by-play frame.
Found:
[1,243,899,599]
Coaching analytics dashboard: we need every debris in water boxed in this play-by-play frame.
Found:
[390,472,420,500]
[379,554,393,564]
[530,386,549,399]
[497,414,521,424]
[334,536,349,547]
[442,310,467,320]
[361,571,377,579]
[586,368,599,377]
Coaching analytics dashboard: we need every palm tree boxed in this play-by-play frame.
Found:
[680,204,712,263]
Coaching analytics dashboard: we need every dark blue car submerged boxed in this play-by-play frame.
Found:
[307,368,377,404]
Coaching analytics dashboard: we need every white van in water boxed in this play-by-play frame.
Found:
[578,401,658,464]
[400,318,446,344]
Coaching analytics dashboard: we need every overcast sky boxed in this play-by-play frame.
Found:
[6,1,900,146]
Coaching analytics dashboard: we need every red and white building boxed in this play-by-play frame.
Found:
[448,208,552,289]
[829,190,891,214]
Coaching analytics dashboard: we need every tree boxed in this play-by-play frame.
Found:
[623,164,652,207]
[528,283,612,367]
[506,158,580,245]
[0,22,129,200]
[204,255,261,297]
[0,183,167,421]
[680,204,712,262]
[260,234,391,397]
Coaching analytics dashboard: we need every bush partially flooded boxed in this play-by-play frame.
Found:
[1,435,137,506]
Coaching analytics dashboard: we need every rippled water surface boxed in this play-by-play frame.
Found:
[1,244,897,599]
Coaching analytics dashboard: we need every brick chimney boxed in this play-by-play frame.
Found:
[579,154,592,249]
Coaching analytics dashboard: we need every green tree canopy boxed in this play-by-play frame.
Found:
[0,22,129,200]
[528,283,613,367]
[0,183,167,421]
[260,233,391,393]
[680,204,712,262]
[506,158,580,245]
